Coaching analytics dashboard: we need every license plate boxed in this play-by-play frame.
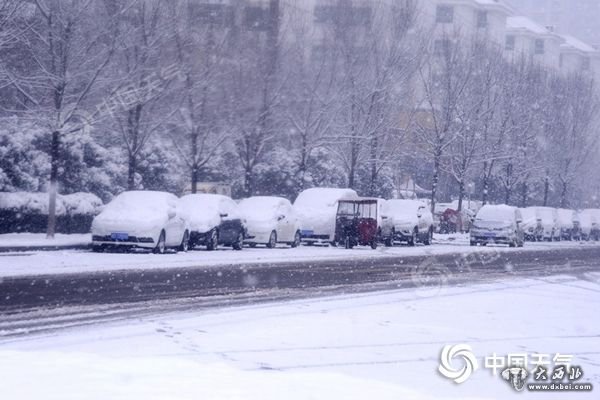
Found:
[111,232,129,241]
[301,230,314,236]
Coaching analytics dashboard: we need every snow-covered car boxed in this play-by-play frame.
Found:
[381,200,434,246]
[581,209,600,241]
[293,188,359,245]
[470,205,524,247]
[519,207,542,241]
[91,191,189,254]
[178,194,246,251]
[531,207,559,241]
[238,196,301,248]
[575,210,593,241]
[556,208,577,241]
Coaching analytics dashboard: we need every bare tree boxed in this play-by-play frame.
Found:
[413,33,474,213]
[168,0,232,193]
[544,73,599,207]
[8,0,117,237]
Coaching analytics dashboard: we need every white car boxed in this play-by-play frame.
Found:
[556,208,577,241]
[238,196,301,248]
[519,207,541,241]
[581,209,600,241]
[381,200,434,246]
[293,188,358,245]
[532,207,559,241]
[91,191,189,254]
[470,205,524,247]
[575,210,593,241]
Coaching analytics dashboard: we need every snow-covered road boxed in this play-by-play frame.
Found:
[1,234,599,278]
[1,272,598,399]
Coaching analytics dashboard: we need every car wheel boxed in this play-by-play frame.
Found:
[291,231,301,248]
[266,231,277,249]
[153,230,166,254]
[370,240,377,250]
[232,231,244,251]
[206,229,218,251]
[408,229,417,247]
[384,236,393,247]
[178,230,190,253]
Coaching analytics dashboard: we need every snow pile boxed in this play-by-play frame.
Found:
[62,193,103,216]
[293,188,358,234]
[0,192,103,216]
[0,351,439,400]
[0,191,66,216]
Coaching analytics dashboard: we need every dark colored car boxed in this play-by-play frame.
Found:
[334,199,379,249]
[178,194,246,251]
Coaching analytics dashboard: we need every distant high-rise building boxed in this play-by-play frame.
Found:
[506,0,600,47]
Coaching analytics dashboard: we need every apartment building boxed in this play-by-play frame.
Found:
[559,34,598,76]
[418,0,512,46]
[504,16,562,69]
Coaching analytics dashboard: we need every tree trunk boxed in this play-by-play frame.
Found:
[521,182,528,208]
[543,175,550,206]
[430,150,441,214]
[127,154,137,190]
[457,179,464,212]
[369,134,378,197]
[191,165,199,194]
[560,181,568,208]
[46,130,60,239]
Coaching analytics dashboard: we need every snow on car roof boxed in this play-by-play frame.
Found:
[115,191,176,208]
[179,193,230,207]
[383,199,426,212]
[476,204,515,220]
[294,188,358,208]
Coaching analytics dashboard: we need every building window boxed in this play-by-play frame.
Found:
[477,11,487,28]
[436,5,454,23]
[534,39,545,55]
[505,35,515,51]
[434,39,450,57]
[582,57,591,71]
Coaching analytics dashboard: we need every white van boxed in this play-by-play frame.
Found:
[293,188,359,245]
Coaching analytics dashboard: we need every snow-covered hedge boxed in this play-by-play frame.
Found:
[0,192,103,234]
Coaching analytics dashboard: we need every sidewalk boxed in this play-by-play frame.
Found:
[0,233,91,253]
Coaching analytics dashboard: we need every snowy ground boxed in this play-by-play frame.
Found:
[0,233,91,249]
[0,234,598,278]
[1,272,598,399]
